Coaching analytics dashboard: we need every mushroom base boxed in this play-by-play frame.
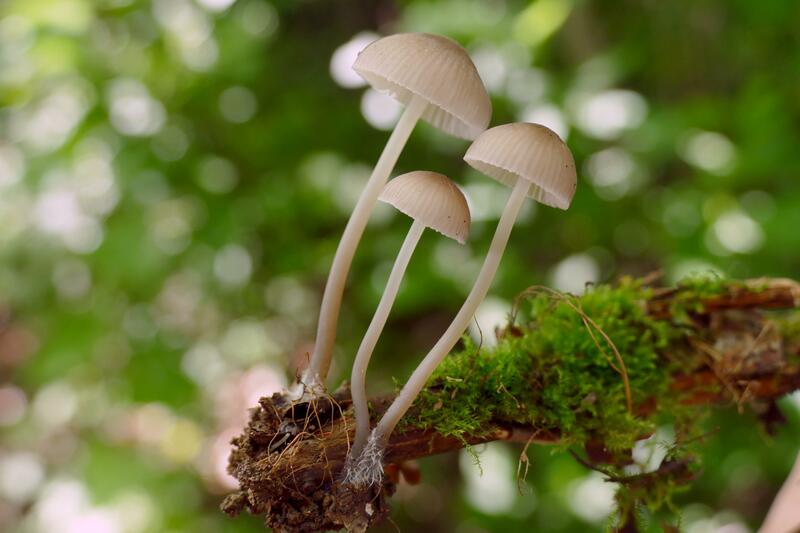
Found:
[221,388,394,533]
[221,385,530,532]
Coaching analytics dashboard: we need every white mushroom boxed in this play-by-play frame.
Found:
[373,123,577,449]
[348,171,470,459]
[303,33,490,392]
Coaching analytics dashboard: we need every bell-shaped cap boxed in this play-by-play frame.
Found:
[379,171,471,244]
[353,33,491,140]
[464,123,577,210]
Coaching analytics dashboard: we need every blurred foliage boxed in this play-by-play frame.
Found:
[0,0,799,532]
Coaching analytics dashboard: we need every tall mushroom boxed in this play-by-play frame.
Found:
[348,171,470,461]
[366,123,577,461]
[303,33,491,392]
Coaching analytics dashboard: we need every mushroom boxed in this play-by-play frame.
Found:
[348,171,470,459]
[371,123,577,449]
[303,33,490,391]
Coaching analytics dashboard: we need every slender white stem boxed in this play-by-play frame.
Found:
[350,220,425,457]
[303,95,427,388]
[374,178,531,442]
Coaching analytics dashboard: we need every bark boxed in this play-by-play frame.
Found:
[222,278,800,532]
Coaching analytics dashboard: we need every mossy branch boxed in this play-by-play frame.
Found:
[223,276,800,533]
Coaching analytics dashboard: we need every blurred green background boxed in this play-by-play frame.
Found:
[1,0,799,531]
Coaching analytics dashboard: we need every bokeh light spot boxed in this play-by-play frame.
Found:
[566,472,616,523]
[236,0,279,37]
[107,79,165,137]
[219,86,258,124]
[468,296,509,347]
[573,89,647,140]
[678,130,736,175]
[459,443,517,514]
[710,210,764,255]
[585,148,637,201]
[214,244,253,288]
[360,88,402,131]
[196,156,239,194]
[197,0,238,13]
[549,253,600,294]
[0,452,44,503]
[330,32,378,88]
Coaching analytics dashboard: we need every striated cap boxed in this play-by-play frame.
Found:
[464,123,577,209]
[379,171,471,244]
[353,33,491,140]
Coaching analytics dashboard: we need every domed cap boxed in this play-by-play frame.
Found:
[379,171,471,244]
[464,123,577,210]
[353,33,491,140]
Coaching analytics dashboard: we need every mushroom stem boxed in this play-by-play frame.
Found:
[350,219,425,457]
[303,95,427,389]
[375,177,531,442]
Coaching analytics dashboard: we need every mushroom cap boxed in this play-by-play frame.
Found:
[379,171,471,244]
[353,33,491,141]
[463,122,577,210]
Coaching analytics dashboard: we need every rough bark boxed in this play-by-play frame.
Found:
[222,278,800,532]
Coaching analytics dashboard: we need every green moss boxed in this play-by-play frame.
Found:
[775,311,800,365]
[673,272,730,297]
[668,273,732,324]
[392,275,792,525]
[406,278,688,451]
[776,312,800,344]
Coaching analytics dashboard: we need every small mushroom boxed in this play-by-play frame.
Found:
[305,33,491,391]
[349,171,470,458]
[373,123,577,445]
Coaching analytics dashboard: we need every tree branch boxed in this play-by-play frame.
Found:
[222,277,800,532]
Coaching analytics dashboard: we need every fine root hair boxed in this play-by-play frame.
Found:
[342,430,385,488]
